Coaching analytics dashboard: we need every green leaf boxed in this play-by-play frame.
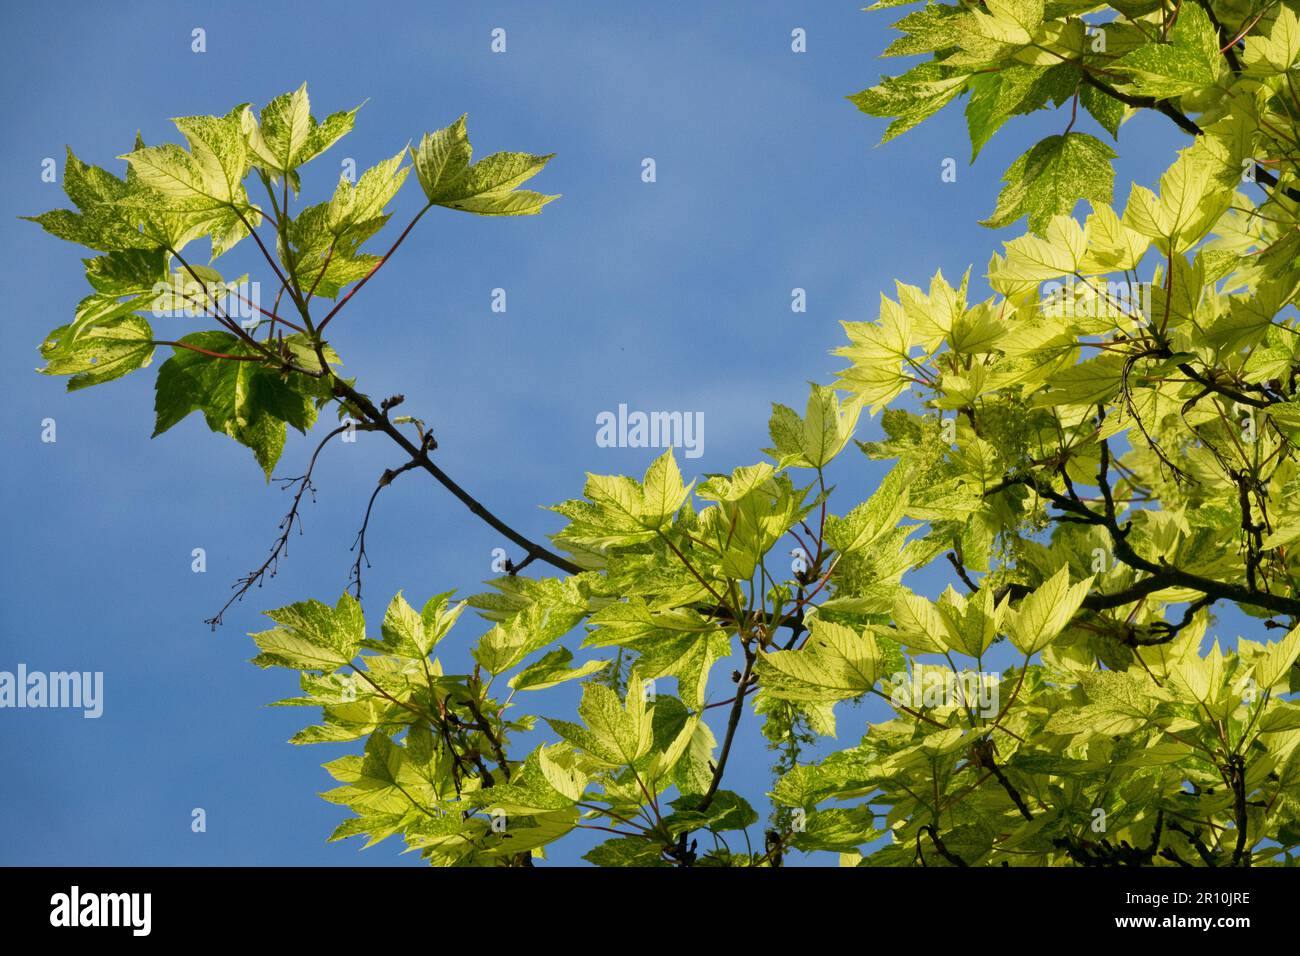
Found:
[640,450,692,529]
[767,384,864,469]
[83,248,168,295]
[789,806,881,853]
[247,83,360,180]
[1259,702,1300,732]
[473,599,586,675]
[892,590,953,654]
[546,683,653,768]
[282,199,384,299]
[982,133,1116,232]
[1122,138,1233,254]
[117,112,258,257]
[411,115,558,216]
[379,590,465,659]
[585,601,729,709]
[1006,565,1093,654]
[251,594,366,672]
[171,108,251,203]
[552,451,694,549]
[756,619,883,703]
[24,148,158,252]
[509,648,610,692]
[1116,5,1222,98]
[666,791,758,835]
[1254,624,1300,690]
[965,63,1074,161]
[634,629,732,711]
[850,62,969,144]
[38,314,154,391]
[327,149,409,237]
[1079,82,1125,140]
[1243,4,1300,75]
[123,105,250,205]
[583,836,670,867]
[825,461,913,555]
[152,332,319,477]
[933,586,1003,658]
[537,743,589,801]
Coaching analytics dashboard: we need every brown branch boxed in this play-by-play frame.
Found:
[317,202,434,334]
[167,245,277,357]
[974,740,1033,821]
[231,205,303,316]
[990,473,1300,617]
[1077,70,1203,136]
[1168,818,1219,866]
[1196,0,1243,74]
[1228,754,1251,866]
[696,648,756,812]
[151,340,262,362]
[1078,59,1300,199]
[919,825,968,866]
[1174,361,1272,409]
[464,696,512,783]
[348,460,421,599]
[329,377,582,576]
[946,551,980,593]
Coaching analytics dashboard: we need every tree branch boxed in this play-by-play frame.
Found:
[990,472,1300,617]
[918,825,968,866]
[329,377,583,576]
[348,460,421,599]
[696,648,756,812]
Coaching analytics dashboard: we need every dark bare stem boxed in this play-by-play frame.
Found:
[946,552,980,593]
[348,461,421,599]
[697,649,755,812]
[919,825,968,866]
[330,377,582,576]
[207,424,354,628]
[464,696,512,783]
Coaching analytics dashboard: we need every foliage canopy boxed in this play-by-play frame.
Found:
[28,2,1300,865]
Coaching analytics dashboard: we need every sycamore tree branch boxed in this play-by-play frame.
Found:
[987,472,1300,617]
[173,288,304,335]
[1173,360,1274,409]
[973,739,1034,821]
[206,218,584,621]
[463,695,512,783]
[152,340,262,362]
[696,647,756,813]
[233,205,300,314]
[168,245,279,357]
[329,376,583,576]
[1168,818,1220,866]
[235,193,585,582]
[1077,70,1204,136]
[1228,754,1251,866]
[918,825,968,866]
[946,551,981,592]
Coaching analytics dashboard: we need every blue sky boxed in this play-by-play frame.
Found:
[0,0,1213,866]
